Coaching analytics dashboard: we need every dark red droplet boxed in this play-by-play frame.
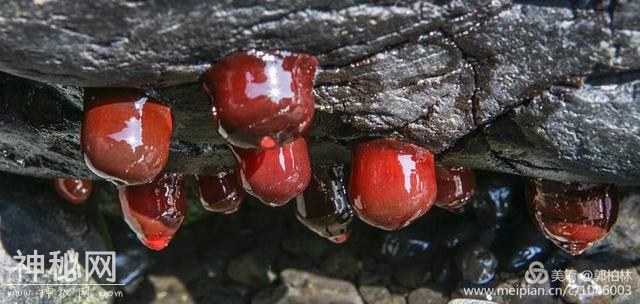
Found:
[525,178,618,255]
[434,166,476,213]
[230,137,311,207]
[118,173,186,250]
[82,88,173,185]
[202,51,317,149]
[195,169,245,214]
[295,164,353,243]
[54,178,92,204]
[348,138,437,230]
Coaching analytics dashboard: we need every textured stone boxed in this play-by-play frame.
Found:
[359,285,406,304]
[408,287,448,304]
[0,1,637,184]
[252,269,364,304]
[0,172,112,303]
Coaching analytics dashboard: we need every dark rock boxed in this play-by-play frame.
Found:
[380,233,435,261]
[253,269,363,304]
[359,285,406,304]
[320,249,362,279]
[0,2,637,184]
[544,249,574,274]
[459,245,498,285]
[393,262,432,289]
[407,287,448,304]
[496,223,553,271]
[226,250,277,288]
[470,176,520,230]
[281,233,329,260]
[441,81,640,185]
[186,279,249,304]
[0,172,112,303]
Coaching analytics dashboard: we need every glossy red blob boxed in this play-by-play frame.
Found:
[202,51,317,149]
[434,166,476,213]
[118,173,186,250]
[348,138,437,230]
[295,164,353,243]
[54,178,92,204]
[329,232,351,244]
[82,88,173,186]
[195,169,245,214]
[525,178,618,255]
[230,137,311,207]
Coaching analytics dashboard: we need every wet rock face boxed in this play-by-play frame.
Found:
[0,173,111,303]
[0,1,638,184]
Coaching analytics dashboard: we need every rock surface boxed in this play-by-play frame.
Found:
[253,269,364,304]
[0,172,112,303]
[0,1,637,184]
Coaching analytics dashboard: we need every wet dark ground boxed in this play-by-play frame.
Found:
[100,172,640,304]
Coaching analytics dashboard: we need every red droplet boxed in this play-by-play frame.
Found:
[54,178,92,204]
[328,232,351,244]
[82,88,173,185]
[434,166,476,213]
[195,169,245,214]
[295,164,353,243]
[202,51,317,149]
[525,178,618,255]
[118,173,186,250]
[230,137,311,207]
[348,138,437,230]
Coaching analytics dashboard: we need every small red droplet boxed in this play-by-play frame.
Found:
[434,166,476,213]
[82,88,173,185]
[54,178,92,204]
[118,173,186,250]
[260,136,277,149]
[202,51,317,149]
[525,178,618,255]
[348,138,437,230]
[195,169,245,214]
[295,164,353,242]
[328,232,351,244]
[230,137,311,207]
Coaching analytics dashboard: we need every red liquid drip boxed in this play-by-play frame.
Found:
[82,88,173,186]
[54,178,92,204]
[118,173,186,250]
[348,138,437,230]
[202,51,317,149]
[230,137,311,207]
[295,164,353,243]
[329,232,351,244]
[525,178,618,255]
[195,169,245,214]
[434,166,476,213]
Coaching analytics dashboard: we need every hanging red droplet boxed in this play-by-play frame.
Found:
[118,172,186,250]
[434,166,476,213]
[82,88,173,185]
[525,178,618,255]
[54,178,92,204]
[195,169,245,214]
[230,137,311,207]
[348,138,437,230]
[295,164,353,243]
[202,51,317,149]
